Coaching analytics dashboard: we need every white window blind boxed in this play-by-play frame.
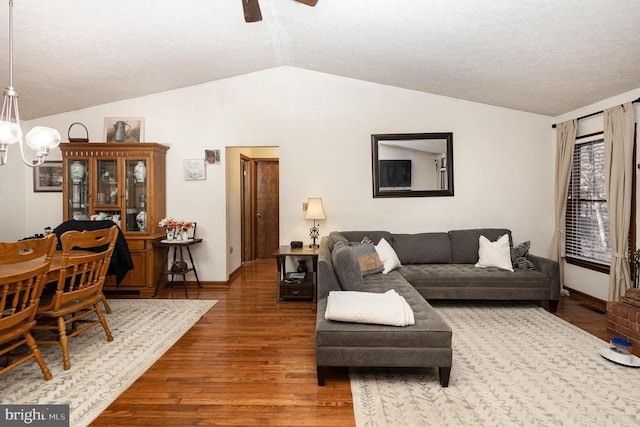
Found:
[565,138,611,266]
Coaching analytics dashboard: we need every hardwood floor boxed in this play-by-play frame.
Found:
[92,259,608,426]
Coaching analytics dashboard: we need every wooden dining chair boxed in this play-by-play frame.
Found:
[35,226,118,370]
[0,234,56,381]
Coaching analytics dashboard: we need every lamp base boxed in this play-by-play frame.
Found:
[309,223,320,249]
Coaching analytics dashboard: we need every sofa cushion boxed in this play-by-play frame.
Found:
[375,237,402,274]
[339,231,393,246]
[331,241,364,290]
[328,232,349,252]
[400,263,549,290]
[449,228,512,264]
[393,232,452,264]
[475,234,514,272]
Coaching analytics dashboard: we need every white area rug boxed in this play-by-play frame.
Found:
[351,304,640,427]
[0,298,217,427]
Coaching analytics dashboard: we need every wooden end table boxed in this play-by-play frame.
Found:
[153,238,203,298]
[273,246,319,302]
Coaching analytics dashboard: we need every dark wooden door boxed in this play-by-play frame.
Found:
[255,160,279,259]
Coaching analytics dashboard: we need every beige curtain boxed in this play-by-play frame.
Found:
[604,103,635,302]
[552,119,576,295]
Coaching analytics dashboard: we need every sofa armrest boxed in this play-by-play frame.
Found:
[528,254,560,301]
[318,236,343,300]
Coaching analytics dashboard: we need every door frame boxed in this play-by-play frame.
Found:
[240,155,256,263]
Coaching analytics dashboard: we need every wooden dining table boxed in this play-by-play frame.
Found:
[0,250,97,280]
[0,249,113,313]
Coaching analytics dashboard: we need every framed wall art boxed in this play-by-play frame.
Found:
[184,159,206,181]
[33,161,63,192]
[205,149,221,164]
[104,117,145,143]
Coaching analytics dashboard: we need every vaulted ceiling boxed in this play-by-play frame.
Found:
[2,0,639,120]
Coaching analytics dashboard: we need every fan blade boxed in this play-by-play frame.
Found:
[294,0,318,6]
[242,0,262,22]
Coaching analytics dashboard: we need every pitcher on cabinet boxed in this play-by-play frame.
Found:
[113,121,131,142]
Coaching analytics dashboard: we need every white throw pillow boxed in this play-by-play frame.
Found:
[475,234,514,272]
[375,237,402,274]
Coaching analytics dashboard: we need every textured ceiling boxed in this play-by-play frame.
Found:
[1,0,639,120]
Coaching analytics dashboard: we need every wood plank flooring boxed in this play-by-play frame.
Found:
[92,259,608,426]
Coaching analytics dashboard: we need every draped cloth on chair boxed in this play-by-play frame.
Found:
[551,119,576,295]
[604,103,635,302]
[52,220,133,284]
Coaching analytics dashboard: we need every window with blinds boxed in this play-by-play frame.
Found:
[565,138,611,268]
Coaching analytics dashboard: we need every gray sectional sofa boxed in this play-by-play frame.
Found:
[315,228,560,387]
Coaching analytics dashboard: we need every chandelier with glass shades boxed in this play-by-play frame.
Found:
[0,0,60,166]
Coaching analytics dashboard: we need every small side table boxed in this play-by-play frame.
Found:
[273,246,319,302]
[153,238,203,298]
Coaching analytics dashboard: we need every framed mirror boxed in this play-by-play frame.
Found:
[371,132,454,198]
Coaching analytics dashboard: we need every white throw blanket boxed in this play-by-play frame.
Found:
[325,289,415,326]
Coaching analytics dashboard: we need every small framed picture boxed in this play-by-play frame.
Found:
[33,161,63,192]
[184,159,206,181]
[205,149,221,164]
[104,117,145,143]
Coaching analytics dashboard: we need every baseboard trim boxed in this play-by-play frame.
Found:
[564,286,606,312]
[229,265,242,281]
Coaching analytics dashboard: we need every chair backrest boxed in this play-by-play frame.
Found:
[51,226,118,309]
[0,235,56,332]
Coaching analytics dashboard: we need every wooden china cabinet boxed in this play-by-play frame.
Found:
[60,142,169,297]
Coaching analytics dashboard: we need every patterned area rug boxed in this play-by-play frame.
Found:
[351,303,640,427]
[0,298,217,427]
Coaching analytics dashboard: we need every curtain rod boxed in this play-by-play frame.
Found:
[551,97,640,128]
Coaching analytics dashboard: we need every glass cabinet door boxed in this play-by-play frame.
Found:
[125,159,148,232]
[96,160,118,206]
[95,159,121,226]
[67,159,89,220]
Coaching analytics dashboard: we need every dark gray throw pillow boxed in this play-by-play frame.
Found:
[351,239,384,276]
[331,241,365,290]
[510,241,535,269]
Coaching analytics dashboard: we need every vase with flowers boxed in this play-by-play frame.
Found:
[158,217,178,241]
[159,217,194,241]
[176,220,194,241]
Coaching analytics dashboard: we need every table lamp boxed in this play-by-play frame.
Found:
[305,197,326,248]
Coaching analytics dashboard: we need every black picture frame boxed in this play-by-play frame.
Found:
[33,161,63,192]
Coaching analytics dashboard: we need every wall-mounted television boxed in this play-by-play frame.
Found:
[379,160,411,188]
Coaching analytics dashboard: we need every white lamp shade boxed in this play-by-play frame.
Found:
[305,197,326,220]
[0,120,22,145]
[25,126,61,150]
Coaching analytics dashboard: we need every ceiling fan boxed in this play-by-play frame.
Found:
[242,0,318,23]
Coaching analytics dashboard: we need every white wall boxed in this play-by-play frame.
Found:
[552,87,640,300]
[0,66,554,282]
[0,145,30,237]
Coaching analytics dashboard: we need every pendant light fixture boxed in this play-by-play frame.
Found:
[0,0,60,166]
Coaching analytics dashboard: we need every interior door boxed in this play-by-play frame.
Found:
[255,160,279,259]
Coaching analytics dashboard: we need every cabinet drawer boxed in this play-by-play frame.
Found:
[279,282,313,300]
[126,240,146,251]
